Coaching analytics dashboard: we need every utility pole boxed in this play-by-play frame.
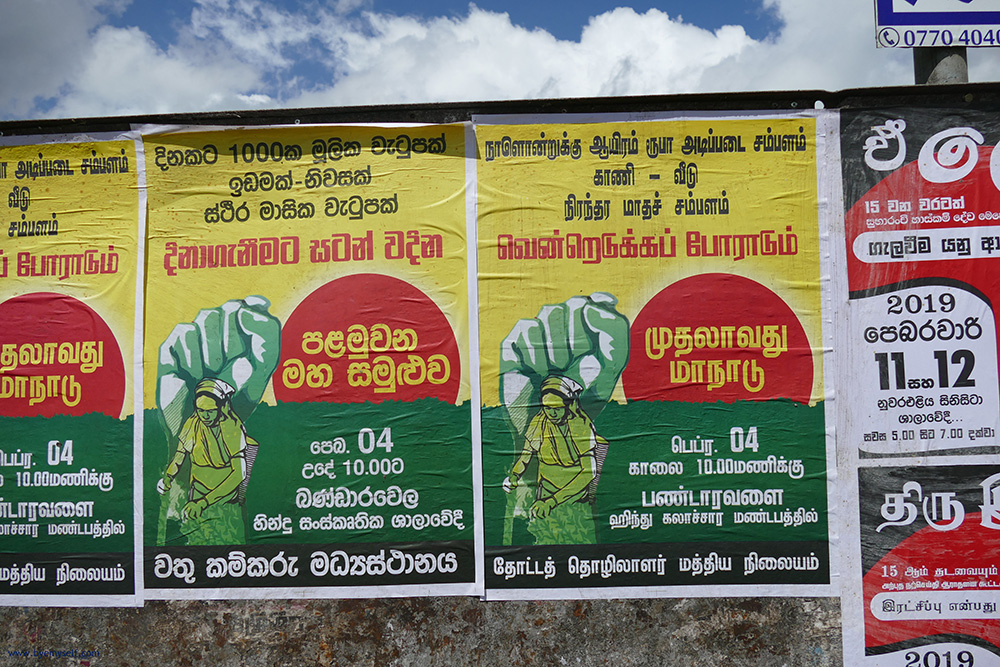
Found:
[913,46,969,84]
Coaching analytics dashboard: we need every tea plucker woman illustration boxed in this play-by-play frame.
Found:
[157,378,252,544]
[503,375,604,544]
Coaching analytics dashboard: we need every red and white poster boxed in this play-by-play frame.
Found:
[841,108,1000,665]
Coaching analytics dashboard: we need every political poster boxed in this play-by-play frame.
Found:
[841,108,1000,664]
[141,124,478,598]
[0,134,142,606]
[476,112,837,598]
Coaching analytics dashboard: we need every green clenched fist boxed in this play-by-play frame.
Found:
[499,292,630,438]
[156,296,281,440]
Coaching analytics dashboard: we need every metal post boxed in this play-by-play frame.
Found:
[913,46,969,84]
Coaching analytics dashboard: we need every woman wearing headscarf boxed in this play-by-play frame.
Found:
[503,375,602,544]
[158,378,250,545]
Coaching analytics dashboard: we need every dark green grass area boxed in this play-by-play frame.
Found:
[483,399,827,546]
[0,413,133,553]
[144,399,473,546]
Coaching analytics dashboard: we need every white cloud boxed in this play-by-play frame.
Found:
[0,0,108,118]
[291,7,757,107]
[185,0,322,69]
[700,0,913,91]
[1,0,998,120]
[45,25,267,119]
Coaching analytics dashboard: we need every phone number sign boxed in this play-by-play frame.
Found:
[876,0,1000,47]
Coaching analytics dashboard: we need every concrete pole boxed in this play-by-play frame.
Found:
[913,47,969,84]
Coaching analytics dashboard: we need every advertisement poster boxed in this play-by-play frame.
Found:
[841,109,1000,663]
[842,109,1000,458]
[0,135,141,606]
[142,124,478,598]
[476,113,836,598]
[854,464,1000,665]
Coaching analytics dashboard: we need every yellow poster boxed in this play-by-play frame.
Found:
[477,115,832,597]
[0,136,140,605]
[142,124,476,597]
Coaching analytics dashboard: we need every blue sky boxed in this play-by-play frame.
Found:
[1,0,998,121]
[111,0,784,45]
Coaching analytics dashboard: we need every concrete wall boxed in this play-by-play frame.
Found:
[0,597,840,665]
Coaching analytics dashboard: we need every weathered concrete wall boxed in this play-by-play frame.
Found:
[0,597,840,666]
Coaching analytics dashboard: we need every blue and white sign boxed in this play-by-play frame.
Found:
[876,0,1000,47]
